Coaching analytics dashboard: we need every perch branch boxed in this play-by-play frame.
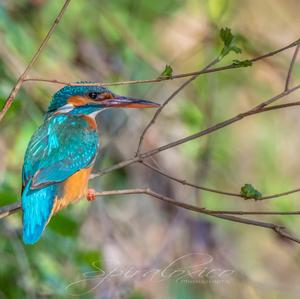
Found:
[2,189,300,243]
[90,189,300,244]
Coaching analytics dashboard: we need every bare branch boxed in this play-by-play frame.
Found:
[274,227,300,244]
[93,189,300,244]
[135,57,221,155]
[3,187,300,243]
[92,88,300,181]
[142,161,241,197]
[285,44,300,91]
[140,84,300,159]
[23,39,300,88]
[0,202,21,220]
[0,0,71,122]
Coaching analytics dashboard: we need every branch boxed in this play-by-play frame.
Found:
[93,84,300,180]
[85,189,300,244]
[141,113,300,201]
[2,188,300,244]
[23,39,300,87]
[135,40,300,155]
[139,83,300,159]
[142,161,241,197]
[0,0,71,122]
[285,44,300,91]
[135,57,221,155]
[0,202,21,220]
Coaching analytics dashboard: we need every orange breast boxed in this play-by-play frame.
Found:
[52,167,92,214]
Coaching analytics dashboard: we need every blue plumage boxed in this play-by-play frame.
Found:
[22,181,57,244]
[22,113,99,244]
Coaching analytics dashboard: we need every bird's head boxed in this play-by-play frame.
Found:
[47,83,160,116]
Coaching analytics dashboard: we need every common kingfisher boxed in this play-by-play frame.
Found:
[21,84,159,244]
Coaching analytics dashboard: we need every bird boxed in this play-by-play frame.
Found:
[21,83,159,245]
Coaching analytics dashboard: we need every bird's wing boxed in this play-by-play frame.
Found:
[22,114,99,191]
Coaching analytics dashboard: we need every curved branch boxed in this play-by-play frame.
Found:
[3,188,300,243]
[92,85,300,182]
[0,0,71,122]
[142,161,241,197]
[135,57,221,155]
[23,39,300,88]
[139,83,300,159]
[0,202,21,220]
[285,44,300,91]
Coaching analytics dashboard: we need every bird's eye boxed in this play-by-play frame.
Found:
[89,92,98,100]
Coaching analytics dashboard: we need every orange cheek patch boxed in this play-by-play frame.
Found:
[68,95,89,106]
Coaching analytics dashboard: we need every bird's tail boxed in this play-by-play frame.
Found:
[22,181,56,244]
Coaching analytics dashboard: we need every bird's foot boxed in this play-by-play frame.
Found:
[87,188,96,201]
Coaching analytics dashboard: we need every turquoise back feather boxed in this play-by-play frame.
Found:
[22,114,99,244]
[22,181,57,244]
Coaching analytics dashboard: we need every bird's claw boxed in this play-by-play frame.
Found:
[87,188,96,201]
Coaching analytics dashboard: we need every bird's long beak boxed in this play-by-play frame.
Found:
[100,96,160,108]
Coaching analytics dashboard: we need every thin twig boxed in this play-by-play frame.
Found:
[92,96,300,177]
[142,161,241,197]
[0,0,71,122]
[0,202,21,220]
[98,189,300,244]
[23,39,300,88]
[140,84,300,159]
[91,88,300,180]
[140,101,300,200]
[274,227,300,244]
[285,44,300,91]
[135,57,221,155]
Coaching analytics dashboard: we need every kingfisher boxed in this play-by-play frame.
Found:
[21,83,159,245]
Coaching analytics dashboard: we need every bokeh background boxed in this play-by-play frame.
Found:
[1,0,300,298]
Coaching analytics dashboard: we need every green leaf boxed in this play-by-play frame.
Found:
[220,27,234,47]
[232,59,252,67]
[219,27,242,59]
[240,184,262,200]
[158,64,173,79]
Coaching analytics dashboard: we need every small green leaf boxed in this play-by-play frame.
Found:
[219,27,242,59]
[240,184,262,200]
[232,59,252,67]
[158,65,173,79]
[220,27,234,47]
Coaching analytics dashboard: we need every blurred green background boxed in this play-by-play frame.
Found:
[1,0,300,298]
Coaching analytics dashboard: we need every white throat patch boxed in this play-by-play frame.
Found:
[88,108,108,119]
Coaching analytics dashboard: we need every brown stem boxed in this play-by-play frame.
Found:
[0,0,71,122]
[23,39,300,88]
[135,57,221,155]
[285,44,300,91]
[3,188,300,243]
